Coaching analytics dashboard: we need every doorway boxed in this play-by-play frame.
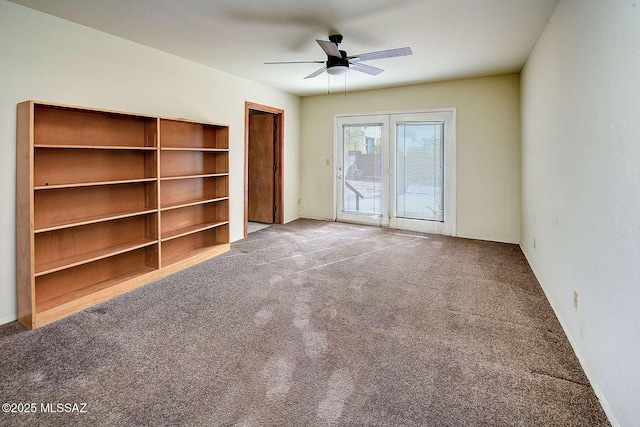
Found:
[336,110,456,235]
[244,102,284,237]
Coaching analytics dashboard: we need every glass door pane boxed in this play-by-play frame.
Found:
[342,124,383,216]
[396,122,444,221]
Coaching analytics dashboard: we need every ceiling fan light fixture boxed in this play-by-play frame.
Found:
[327,65,349,76]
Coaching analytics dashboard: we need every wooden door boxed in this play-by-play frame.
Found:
[248,113,275,223]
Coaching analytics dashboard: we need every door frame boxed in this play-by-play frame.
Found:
[244,102,284,237]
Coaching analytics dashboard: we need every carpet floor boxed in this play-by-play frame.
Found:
[0,219,609,426]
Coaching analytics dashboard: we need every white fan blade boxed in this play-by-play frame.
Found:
[348,47,413,62]
[265,60,325,64]
[350,62,384,76]
[304,66,327,79]
[316,39,341,57]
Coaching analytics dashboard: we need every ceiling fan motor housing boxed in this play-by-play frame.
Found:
[327,50,349,69]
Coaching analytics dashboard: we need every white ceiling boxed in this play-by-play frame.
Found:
[9,0,559,97]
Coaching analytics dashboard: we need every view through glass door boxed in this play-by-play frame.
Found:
[336,110,456,235]
[336,115,389,226]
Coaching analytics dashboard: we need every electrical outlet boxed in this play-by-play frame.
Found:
[573,290,579,310]
[325,158,331,166]
[300,202,306,211]
[533,238,536,249]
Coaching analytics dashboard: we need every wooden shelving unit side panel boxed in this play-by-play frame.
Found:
[34,103,157,148]
[16,101,35,328]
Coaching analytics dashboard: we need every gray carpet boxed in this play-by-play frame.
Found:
[0,219,609,426]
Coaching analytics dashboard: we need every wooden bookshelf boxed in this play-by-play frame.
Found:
[158,118,230,267]
[16,101,230,329]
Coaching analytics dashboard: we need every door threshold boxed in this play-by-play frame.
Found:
[248,222,272,233]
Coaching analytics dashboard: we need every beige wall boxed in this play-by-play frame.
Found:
[0,1,301,324]
[521,1,640,425]
[300,74,521,244]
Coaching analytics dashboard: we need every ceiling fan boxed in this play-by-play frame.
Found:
[265,34,413,79]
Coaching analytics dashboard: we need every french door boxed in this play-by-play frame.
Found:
[336,114,390,226]
[336,110,456,235]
